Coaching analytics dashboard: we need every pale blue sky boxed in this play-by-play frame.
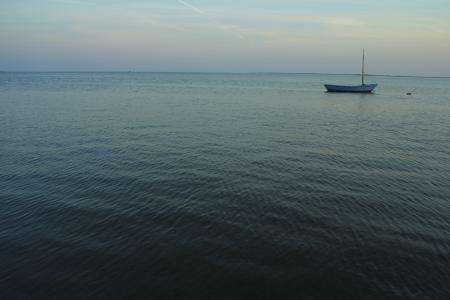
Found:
[1,0,449,75]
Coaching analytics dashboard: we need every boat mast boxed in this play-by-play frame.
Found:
[362,48,365,85]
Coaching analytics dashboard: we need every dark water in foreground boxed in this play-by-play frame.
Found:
[1,73,449,299]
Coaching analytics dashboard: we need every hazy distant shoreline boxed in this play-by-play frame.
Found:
[1,71,448,79]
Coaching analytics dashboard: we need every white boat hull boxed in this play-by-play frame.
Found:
[325,84,377,93]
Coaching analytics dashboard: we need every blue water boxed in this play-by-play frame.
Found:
[1,73,449,299]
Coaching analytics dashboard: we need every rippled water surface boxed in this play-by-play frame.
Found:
[1,73,449,299]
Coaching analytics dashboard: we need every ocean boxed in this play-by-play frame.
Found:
[1,72,449,299]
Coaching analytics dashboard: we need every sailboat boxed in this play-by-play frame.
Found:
[325,49,377,93]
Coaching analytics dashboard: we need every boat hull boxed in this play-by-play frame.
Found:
[325,84,377,93]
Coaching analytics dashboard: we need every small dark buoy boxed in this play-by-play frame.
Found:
[407,92,412,95]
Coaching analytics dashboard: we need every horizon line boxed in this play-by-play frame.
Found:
[0,71,449,79]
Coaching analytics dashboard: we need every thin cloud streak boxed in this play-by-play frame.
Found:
[176,0,245,40]
[177,0,205,15]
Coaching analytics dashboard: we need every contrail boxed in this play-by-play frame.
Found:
[178,0,205,15]
[176,0,245,40]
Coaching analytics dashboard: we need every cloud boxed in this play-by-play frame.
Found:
[176,0,245,40]
[271,13,363,26]
[219,25,245,40]
[51,0,95,6]
[177,0,205,15]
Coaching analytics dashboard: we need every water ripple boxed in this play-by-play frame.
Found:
[1,73,450,299]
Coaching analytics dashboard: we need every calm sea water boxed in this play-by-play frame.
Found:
[1,72,449,299]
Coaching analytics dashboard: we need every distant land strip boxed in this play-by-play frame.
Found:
[0,71,449,78]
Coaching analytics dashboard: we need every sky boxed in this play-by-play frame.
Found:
[1,0,449,76]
